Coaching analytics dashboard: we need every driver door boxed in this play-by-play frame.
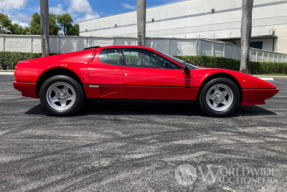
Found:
[122,48,194,100]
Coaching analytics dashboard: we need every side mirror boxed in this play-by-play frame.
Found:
[182,66,190,74]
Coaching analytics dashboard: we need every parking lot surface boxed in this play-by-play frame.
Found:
[0,75,287,192]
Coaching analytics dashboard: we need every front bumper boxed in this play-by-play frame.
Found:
[13,81,38,98]
[241,88,279,106]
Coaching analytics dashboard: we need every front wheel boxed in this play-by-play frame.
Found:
[40,75,84,116]
[198,78,240,117]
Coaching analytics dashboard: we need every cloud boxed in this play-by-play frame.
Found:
[67,0,93,14]
[9,13,32,24]
[76,13,100,22]
[120,3,136,10]
[0,0,29,11]
[11,20,29,28]
[50,4,65,15]
[66,0,100,22]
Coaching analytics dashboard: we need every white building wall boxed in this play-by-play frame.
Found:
[79,0,287,54]
[274,25,287,55]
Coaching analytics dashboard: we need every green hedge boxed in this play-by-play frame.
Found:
[0,52,42,70]
[176,56,287,74]
[1,51,287,74]
[0,52,57,70]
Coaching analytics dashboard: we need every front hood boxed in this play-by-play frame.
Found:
[191,68,278,89]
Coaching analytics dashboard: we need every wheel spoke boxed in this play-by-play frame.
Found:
[213,102,219,108]
[222,99,228,105]
[215,86,220,92]
[60,100,67,107]
[53,87,61,94]
[66,93,73,100]
[51,95,59,103]
[222,91,228,97]
[62,86,69,93]
[209,94,214,101]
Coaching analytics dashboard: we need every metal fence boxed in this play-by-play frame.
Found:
[198,39,287,62]
[1,34,287,62]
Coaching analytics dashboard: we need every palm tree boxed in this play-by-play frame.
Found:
[240,0,254,74]
[137,0,146,46]
[40,0,50,57]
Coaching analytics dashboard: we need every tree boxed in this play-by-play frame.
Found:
[0,13,12,34]
[30,13,41,35]
[9,24,24,34]
[49,14,61,35]
[57,13,73,36]
[40,0,50,57]
[23,27,31,35]
[137,0,146,46]
[30,13,60,35]
[240,0,254,74]
[0,13,29,35]
[67,24,79,36]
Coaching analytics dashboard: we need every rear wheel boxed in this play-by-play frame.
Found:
[40,75,84,116]
[198,78,240,117]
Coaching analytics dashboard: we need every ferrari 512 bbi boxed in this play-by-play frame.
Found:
[13,46,279,116]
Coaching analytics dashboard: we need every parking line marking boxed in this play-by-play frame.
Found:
[259,78,274,81]
[0,72,14,75]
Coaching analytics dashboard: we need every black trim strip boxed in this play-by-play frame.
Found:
[242,88,279,90]
[89,98,196,104]
[85,84,200,88]
[16,81,36,83]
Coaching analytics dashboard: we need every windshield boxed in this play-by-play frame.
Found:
[157,51,198,69]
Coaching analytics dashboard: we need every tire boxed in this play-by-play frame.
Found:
[39,75,84,116]
[198,77,240,117]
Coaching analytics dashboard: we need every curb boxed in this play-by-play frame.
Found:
[0,72,14,75]
[254,75,287,80]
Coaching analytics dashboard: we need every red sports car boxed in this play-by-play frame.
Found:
[13,45,279,116]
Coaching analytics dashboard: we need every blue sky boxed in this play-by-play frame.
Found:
[0,0,182,28]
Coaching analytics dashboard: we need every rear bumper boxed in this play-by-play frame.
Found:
[241,88,279,106]
[13,81,38,98]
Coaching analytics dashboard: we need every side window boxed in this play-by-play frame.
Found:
[158,56,183,69]
[99,49,122,66]
[122,49,163,68]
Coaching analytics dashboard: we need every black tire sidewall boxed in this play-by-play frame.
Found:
[199,78,240,117]
[39,75,84,116]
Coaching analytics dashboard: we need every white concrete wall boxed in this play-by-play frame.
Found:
[0,34,286,62]
[5,36,32,52]
[79,0,287,54]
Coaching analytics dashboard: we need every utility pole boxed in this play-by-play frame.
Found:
[40,0,50,57]
[137,0,146,46]
[240,0,254,74]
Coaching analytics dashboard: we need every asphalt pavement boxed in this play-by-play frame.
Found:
[0,75,287,192]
